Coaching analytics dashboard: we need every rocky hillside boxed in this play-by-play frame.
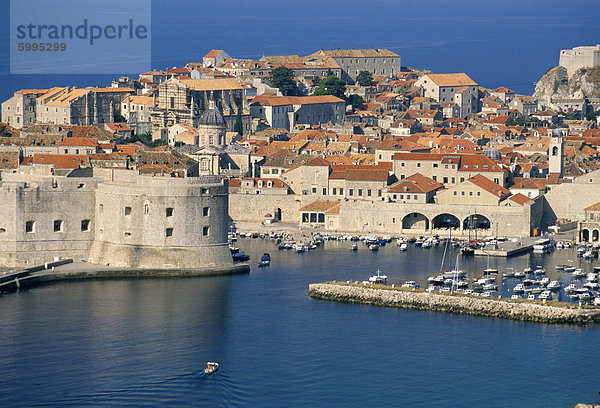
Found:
[534,66,600,106]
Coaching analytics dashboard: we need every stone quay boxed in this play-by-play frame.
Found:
[308,282,600,325]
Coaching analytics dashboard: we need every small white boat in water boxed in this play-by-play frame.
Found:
[205,362,219,374]
[514,270,526,279]
[401,281,419,289]
[351,243,358,251]
[572,269,586,278]
[399,243,408,251]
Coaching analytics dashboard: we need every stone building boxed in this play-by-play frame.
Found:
[306,49,402,83]
[150,77,250,140]
[414,73,479,118]
[1,89,46,129]
[35,87,134,126]
[121,95,154,135]
[559,44,600,78]
[250,94,345,130]
[0,169,236,272]
[578,202,600,243]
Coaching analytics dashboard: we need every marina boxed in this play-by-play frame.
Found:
[2,230,600,407]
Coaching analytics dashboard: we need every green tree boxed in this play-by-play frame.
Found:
[0,124,12,137]
[113,109,126,123]
[347,94,365,109]
[271,66,297,96]
[312,75,347,100]
[234,105,243,135]
[355,70,374,87]
[586,110,599,121]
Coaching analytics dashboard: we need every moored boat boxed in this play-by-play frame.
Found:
[205,362,219,374]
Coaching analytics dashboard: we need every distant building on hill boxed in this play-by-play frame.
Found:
[559,44,600,78]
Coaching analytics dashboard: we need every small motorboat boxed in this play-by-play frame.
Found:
[514,270,526,279]
[258,253,271,267]
[232,251,250,262]
[351,243,358,251]
[399,243,408,251]
[205,362,219,374]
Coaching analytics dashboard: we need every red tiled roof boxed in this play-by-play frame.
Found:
[387,173,443,194]
[204,49,224,59]
[467,174,510,198]
[508,193,532,205]
[251,94,344,106]
[61,137,98,147]
[32,154,87,169]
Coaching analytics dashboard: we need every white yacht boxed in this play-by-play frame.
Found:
[368,270,387,285]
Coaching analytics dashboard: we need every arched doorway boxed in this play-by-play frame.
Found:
[582,229,590,242]
[463,214,491,230]
[402,213,429,230]
[593,229,599,242]
[432,214,460,229]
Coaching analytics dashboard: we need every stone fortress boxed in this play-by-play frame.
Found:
[0,168,238,273]
[559,44,600,78]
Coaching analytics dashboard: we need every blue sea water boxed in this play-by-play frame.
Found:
[1,1,599,101]
[1,239,599,407]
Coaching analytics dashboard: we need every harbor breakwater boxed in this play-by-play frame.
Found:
[308,283,600,325]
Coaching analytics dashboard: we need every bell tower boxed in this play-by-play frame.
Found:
[549,129,564,178]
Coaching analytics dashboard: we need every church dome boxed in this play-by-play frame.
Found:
[198,107,226,127]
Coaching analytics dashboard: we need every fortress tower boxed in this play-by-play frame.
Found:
[559,45,600,78]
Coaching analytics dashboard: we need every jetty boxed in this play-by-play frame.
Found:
[308,282,600,325]
[0,260,250,294]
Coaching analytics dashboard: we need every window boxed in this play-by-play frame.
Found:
[26,221,35,233]
[125,207,132,216]
[53,220,63,232]
[378,190,382,197]
[323,188,327,195]
[451,177,455,183]
[349,189,354,196]
[202,226,210,236]
[461,191,465,196]
[272,169,279,174]
[312,187,317,194]
[443,177,448,183]
[166,228,173,237]
[170,97,175,109]
[417,163,421,167]
[477,192,481,196]
[203,207,210,217]
[433,176,437,181]
[433,163,438,168]
[144,204,149,215]
[81,220,90,231]
[367,190,372,197]
[453,191,457,196]
[469,191,473,196]
[99,204,103,213]
[166,207,174,217]
[339,188,343,195]
[460,178,465,182]
[333,188,337,195]
[358,189,363,196]
[414,195,418,200]
[318,214,325,223]
[310,213,317,223]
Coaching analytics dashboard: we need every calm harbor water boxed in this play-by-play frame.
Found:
[1,239,600,407]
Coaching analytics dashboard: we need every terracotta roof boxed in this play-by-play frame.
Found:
[425,73,478,87]
[204,49,224,59]
[491,87,515,93]
[310,49,399,58]
[105,123,131,132]
[387,173,443,194]
[123,95,154,105]
[61,137,98,147]
[15,89,48,95]
[508,193,532,206]
[585,202,600,211]
[299,200,341,214]
[178,77,244,91]
[32,154,87,169]
[251,94,344,106]
[467,174,510,198]
[329,167,389,182]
